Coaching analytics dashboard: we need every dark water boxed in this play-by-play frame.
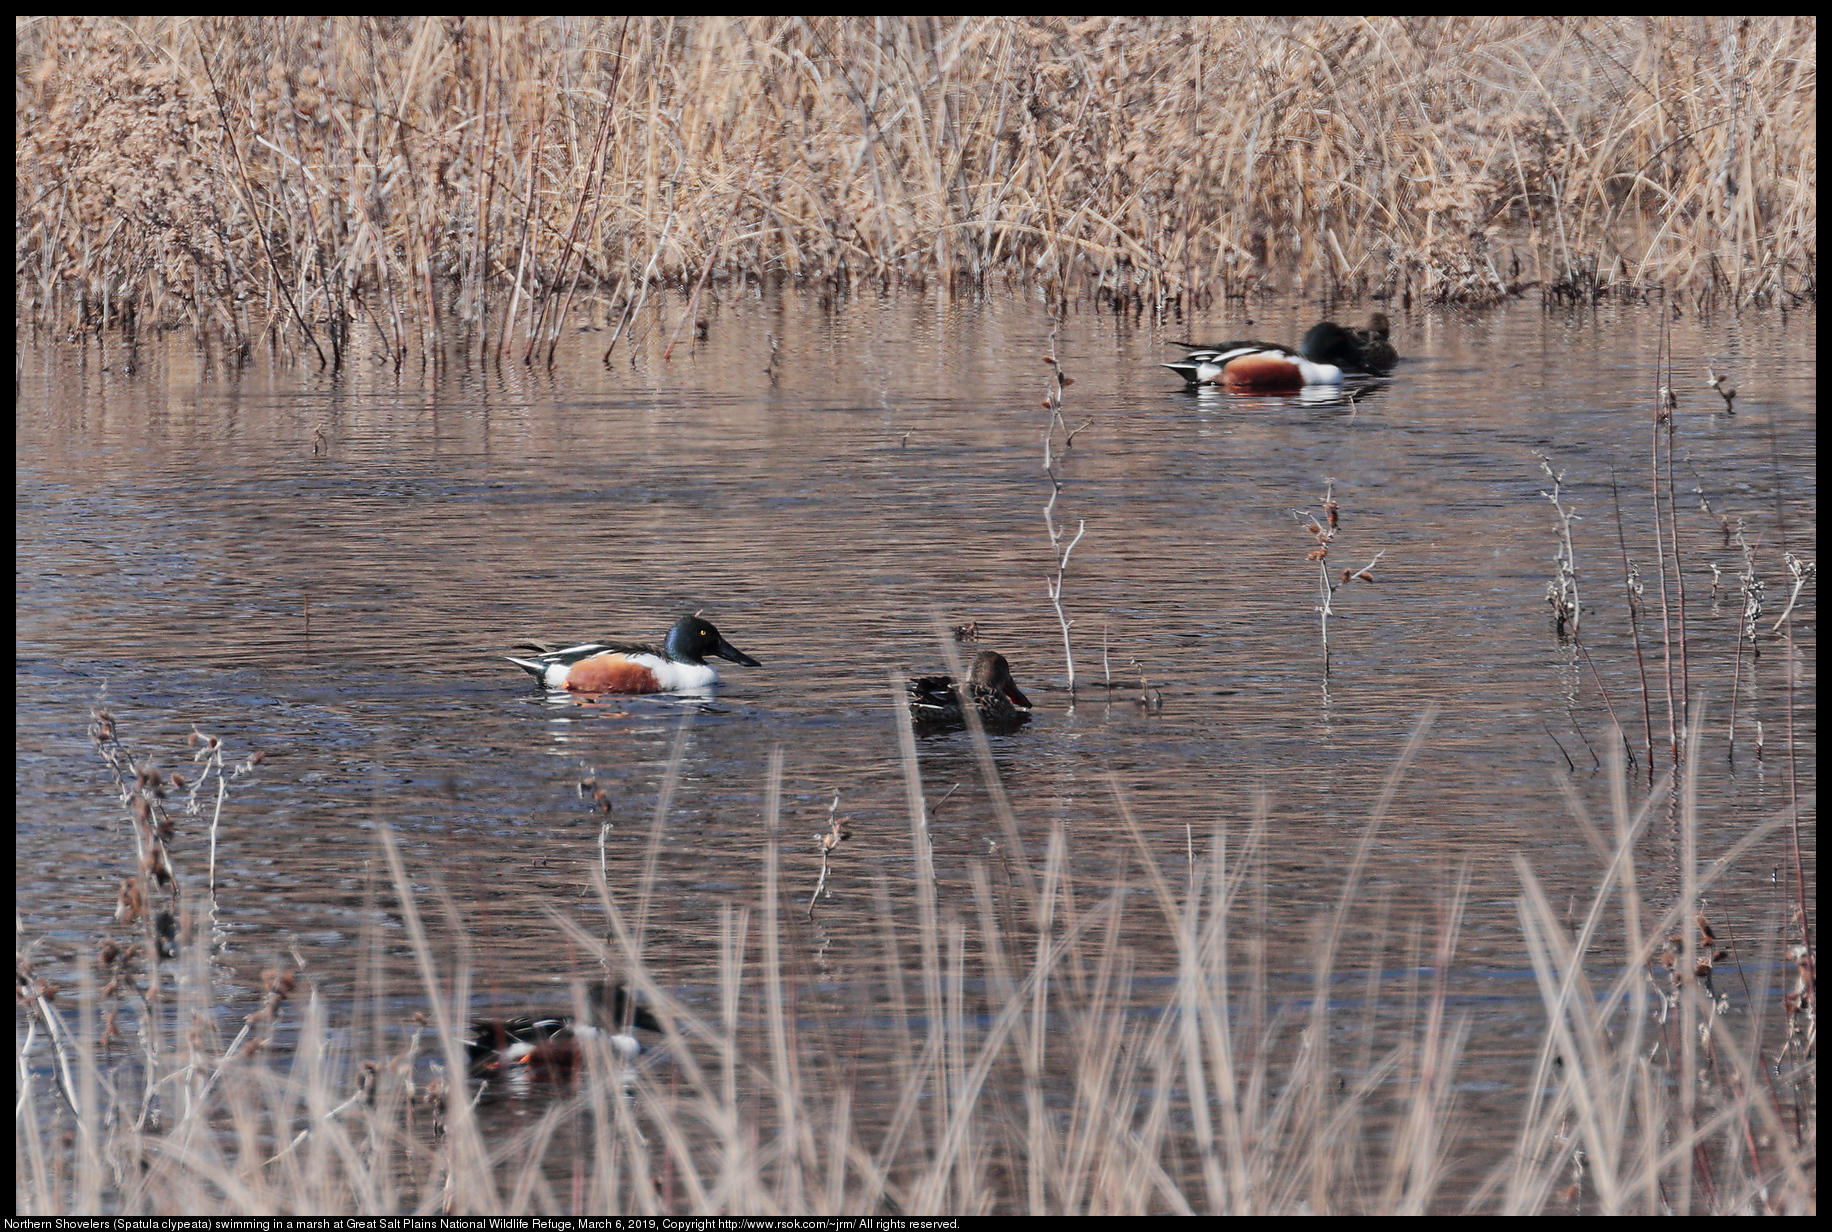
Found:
[15,293,1815,1197]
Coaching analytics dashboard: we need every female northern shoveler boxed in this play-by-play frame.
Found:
[467,983,663,1076]
[1163,340,1344,392]
[908,651,1033,730]
[1300,313,1398,374]
[506,615,760,693]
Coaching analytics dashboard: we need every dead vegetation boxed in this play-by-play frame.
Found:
[17,699,1813,1215]
[15,16,1817,363]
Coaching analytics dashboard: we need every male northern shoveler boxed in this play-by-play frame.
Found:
[506,615,760,693]
[1300,313,1398,374]
[1163,340,1344,392]
[908,651,1034,730]
[467,983,663,1076]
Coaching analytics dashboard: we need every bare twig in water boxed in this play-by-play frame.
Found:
[808,792,851,919]
[1042,317,1087,696]
[1537,455,1582,642]
[1129,657,1163,712]
[1705,365,1737,414]
[1299,479,1386,677]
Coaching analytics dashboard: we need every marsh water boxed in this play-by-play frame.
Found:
[15,293,1816,1201]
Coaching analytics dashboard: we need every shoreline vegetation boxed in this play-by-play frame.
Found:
[15,17,1817,367]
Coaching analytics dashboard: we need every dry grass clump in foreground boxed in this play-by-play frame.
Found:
[16,700,1814,1215]
[15,17,1815,365]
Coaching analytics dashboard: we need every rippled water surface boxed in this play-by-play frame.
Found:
[16,294,1816,1200]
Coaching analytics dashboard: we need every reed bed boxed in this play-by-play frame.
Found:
[15,17,1816,365]
[16,687,1814,1215]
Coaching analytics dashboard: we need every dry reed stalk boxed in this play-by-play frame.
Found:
[1499,716,1807,1214]
[541,18,630,368]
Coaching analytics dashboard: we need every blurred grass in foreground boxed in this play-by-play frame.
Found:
[16,700,1813,1215]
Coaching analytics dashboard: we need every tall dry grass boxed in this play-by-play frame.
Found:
[17,694,1814,1215]
[15,17,1816,364]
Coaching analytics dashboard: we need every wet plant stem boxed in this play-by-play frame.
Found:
[1042,322,1084,696]
[1302,481,1383,680]
[1538,456,1582,640]
[1650,405,1680,771]
[1609,469,1657,774]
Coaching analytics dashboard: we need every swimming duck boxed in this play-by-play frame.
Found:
[468,983,663,1075]
[1300,313,1397,374]
[908,651,1033,730]
[506,615,760,693]
[1163,340,1344,392]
